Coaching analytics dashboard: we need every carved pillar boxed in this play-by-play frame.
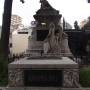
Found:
[8,69,24,87]
[63,69,79,88]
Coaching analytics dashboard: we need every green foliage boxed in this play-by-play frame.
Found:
[80,67,90,87]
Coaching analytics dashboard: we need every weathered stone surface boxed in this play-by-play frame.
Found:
[27,0,72,58]
[8,58,79,87]
[8,69,23,87]
[8,57,78,69]
[6,87,88,90]
[63,69,79,88]
[8,0,79,88]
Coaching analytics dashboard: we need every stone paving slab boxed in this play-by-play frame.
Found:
[8,57,78,69]
[2,87,90,90]
[0,87,6,90]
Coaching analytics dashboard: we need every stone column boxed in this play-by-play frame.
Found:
[63,69,79,88]
[8,68,24,87]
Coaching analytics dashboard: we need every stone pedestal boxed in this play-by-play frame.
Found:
[8,57,79,88]
[8,1,79,89]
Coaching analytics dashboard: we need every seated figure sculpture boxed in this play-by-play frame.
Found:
[44,23,62,54]
[28,0,72,58]
[44,22,71,56]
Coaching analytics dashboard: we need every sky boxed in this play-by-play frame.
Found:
[0,0,90,27]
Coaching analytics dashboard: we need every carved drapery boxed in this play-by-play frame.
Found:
[63,69,79,88]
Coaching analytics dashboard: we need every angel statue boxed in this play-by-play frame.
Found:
[43,22,63,54]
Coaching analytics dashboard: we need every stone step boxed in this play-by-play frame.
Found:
[5,87,90,90]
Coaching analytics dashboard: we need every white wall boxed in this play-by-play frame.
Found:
[12,31,29,54]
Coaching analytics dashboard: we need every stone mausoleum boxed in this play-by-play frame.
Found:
[8,0,79,89]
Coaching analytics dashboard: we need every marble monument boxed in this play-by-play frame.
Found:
[8,0,79,88]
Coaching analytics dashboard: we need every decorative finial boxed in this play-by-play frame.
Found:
[20,0,25,3]
[40,0,46,3]
[40,0,54,9]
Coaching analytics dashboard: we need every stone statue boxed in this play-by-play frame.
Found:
[44,22,63,54]
[74,21,80,30]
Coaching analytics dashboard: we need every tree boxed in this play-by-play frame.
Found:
[0,0,24,85]
[0,0,13,59]
[1,0,25,59]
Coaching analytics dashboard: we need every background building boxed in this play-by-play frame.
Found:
[61,18,72,30]
[9,15,24,55]
[80,17,90,30]
[79,19,87,29]
[10,15,22,32]
[65,22,72,29]
[11,25,31,55]
[12,30,29,55]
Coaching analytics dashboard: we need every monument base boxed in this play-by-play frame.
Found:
[8,57,79,88]
[6,87,83,90]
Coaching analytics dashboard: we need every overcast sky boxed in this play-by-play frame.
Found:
[0,0,90,27]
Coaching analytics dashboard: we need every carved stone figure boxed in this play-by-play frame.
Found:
[8,0,78,88]
[63,69,79,88]
[74,21,80,30]
[44,23,63,54]
[8,69,23,86]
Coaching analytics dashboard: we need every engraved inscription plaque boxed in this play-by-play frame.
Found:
[24,70,62,87]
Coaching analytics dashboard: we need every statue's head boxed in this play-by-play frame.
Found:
[49,23,55,30]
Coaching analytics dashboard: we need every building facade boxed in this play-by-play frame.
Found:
[9,15,24,55]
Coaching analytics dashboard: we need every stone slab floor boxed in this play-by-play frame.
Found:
[0,87,90,90]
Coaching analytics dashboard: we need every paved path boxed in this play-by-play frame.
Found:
[0,87,90,90]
